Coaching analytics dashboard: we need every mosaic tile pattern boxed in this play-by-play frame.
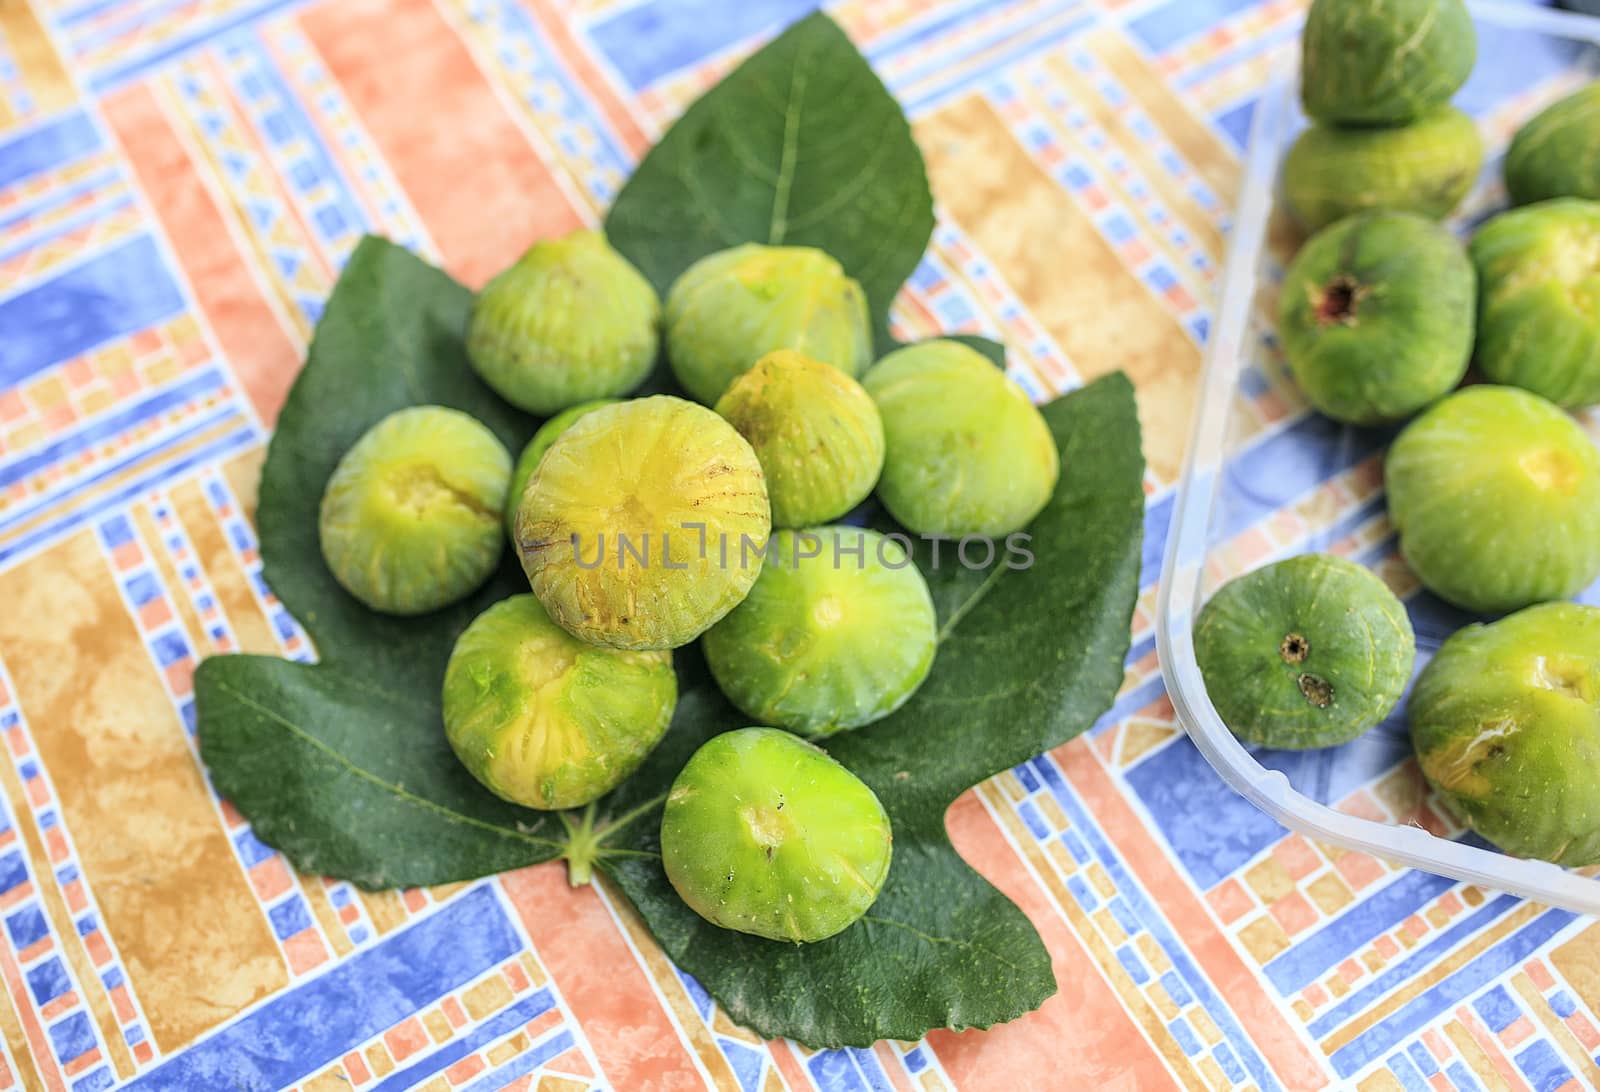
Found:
[2,0,1599,1088]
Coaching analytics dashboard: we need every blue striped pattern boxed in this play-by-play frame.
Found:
[123,885,521,1091]
[0,112,101,190]
[0,236,185,383]
[589,0,818,89]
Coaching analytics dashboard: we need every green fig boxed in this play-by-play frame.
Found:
[1195,554,1416,749]
[1301,0,1476,126]
[1277,211,1474,424]
[1282,107,1482,232]
[703,527,936,736]
[863,339,1058,537]
[1386,385,1600,614]
[714,350,884,528]
[318,406,509,615]
[504,399,619,534]
[1505,82,1600,205]
[516,396,770,650]
[660,727,892,942]
[1471,199,1600,409]
[442,595,676,810]
[468,230,659,415]
[1410,601,1600,864]
[664,244,872,405]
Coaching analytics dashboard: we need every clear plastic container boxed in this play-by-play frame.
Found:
[1156,0,1600,913]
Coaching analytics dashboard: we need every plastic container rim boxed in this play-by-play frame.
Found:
[1154,0,1600,914]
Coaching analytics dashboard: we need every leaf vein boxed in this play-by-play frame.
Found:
[216,679,562,852]
[862,914,1027,971]
[768,38,811,242]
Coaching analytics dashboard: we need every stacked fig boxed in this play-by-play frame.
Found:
[313,230,1061,941]
[1285,0,1481,232]
[1196,0,1600,867]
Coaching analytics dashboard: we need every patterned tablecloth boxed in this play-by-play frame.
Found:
[0,0,1595,1088]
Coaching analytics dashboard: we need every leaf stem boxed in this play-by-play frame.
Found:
[560,794,668,886]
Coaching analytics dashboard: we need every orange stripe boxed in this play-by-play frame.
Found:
[301,0,583,289]
[1455,1007,1532,1092]
[588,877,746,1089]
[768,1041,812,1090]
[0,952,46,1092]
[1053,740,1329,1089]
[872,1042,916,1092]
[971,779,1206,1091]
[926,790,1179,1090]
[0,932,64,1092]
[497,865,706,1089]
[101,83,302,425]
[525,0,650,157]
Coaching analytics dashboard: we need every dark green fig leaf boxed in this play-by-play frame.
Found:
[197,13,1147,1049]
[605,11,933,354]
[199,655,565,888]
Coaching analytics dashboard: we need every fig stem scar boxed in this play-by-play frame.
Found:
[1314,274,1365,325]
[557,792,669,886]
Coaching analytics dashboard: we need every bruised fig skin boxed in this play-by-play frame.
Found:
[517,396,771,651]
[1300,0,1476,126]
[504,399,619,534]
[1277,211,1475,425]
[1470,199,1600,410]
[1386,385,1600,614]
[1505,82,1600,205]
[863,339,1058,537]
[660,727,892,942]
[1410,602,1600,865]
[703,527,937,737]
[664,244,872,405]
[467,230,659,415]
[714,350,884,528]
[442,596,676,810]
[1283,107,1483,233]
[1194,554,1415,749]
[318,406,510,615]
